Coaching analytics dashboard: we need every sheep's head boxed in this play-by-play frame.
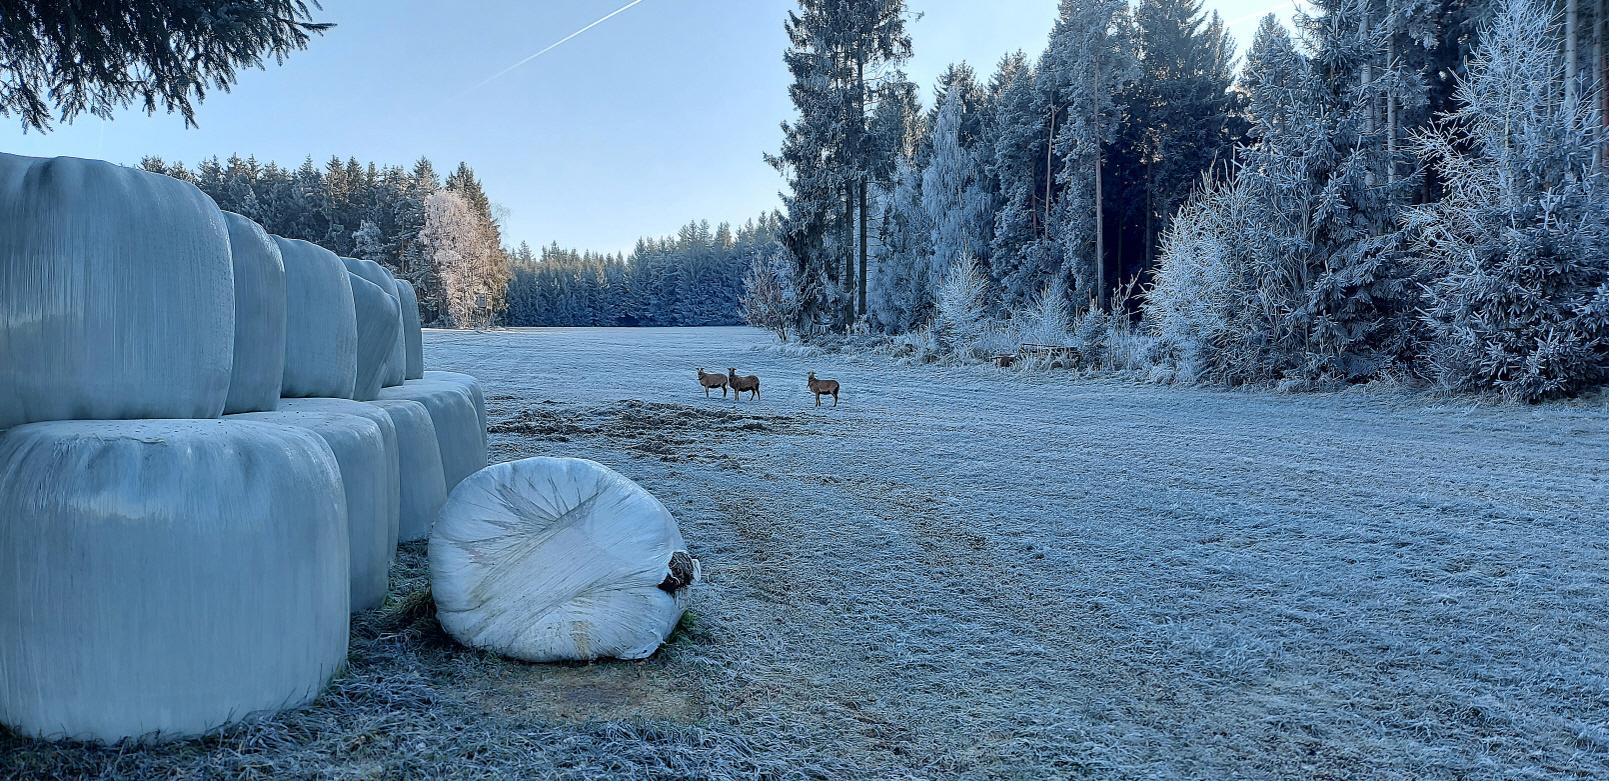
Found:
[807,372,817,381]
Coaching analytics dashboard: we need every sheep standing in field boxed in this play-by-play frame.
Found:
[696,368,728,398]
[806,372,839,407]
[727,368,760,401]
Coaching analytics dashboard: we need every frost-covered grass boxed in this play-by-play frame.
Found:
[7,325,1607,779]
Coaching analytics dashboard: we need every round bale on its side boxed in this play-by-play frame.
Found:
[0,153,234,430]
[368,398,446,543]
[221,212,286,414]
[395,280,424,380]
[0,420,349,744]
[229,409,392,612]
[376,380,485,492]
[347,273,401,403]
[275,237,357,400]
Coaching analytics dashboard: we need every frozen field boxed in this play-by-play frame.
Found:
[451,326,1609,779]
[7,325,1606,780]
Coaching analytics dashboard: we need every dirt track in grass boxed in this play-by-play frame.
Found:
[5,325,1605,780]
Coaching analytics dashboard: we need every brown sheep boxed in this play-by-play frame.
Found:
[806,372,839,407]
[727,368,760,401]
[696,368,728,398]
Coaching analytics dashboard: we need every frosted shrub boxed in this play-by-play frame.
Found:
[1012,283,1073,348]
[739,245,798,341]
[934,254,991,358]
[1408,0,1609,401]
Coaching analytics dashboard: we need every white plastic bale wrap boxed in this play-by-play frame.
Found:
[222,212,286,413]
[346,273,401,402]
[368,399,446,543]
[422,370,488,439]
[341,258,406,388]
[431,457,697,663]
[396,280,423,380]
[272,397,401,560]
[376,380,485,491]
[0,153,233,430]
[0,420,348,743]
[275,237,357,399]
[228,409,392,612]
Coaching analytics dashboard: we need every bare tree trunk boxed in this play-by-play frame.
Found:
[844,185,855,329]
[1144,163,1154,271]
[1387,21,1398,186]
[1094,47,1106,313]
[858,180,868,319]
[1045,104,1056,241]
[1567,0,1580,106]
[1360,3,1374,138]
[1597,0,1606,169]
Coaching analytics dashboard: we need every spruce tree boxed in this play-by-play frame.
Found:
[1408,0,1609,399]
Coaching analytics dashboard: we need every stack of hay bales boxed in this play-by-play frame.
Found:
[0,153,487,743]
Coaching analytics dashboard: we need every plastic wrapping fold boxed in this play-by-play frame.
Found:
[222,213,286,413]
[341,258,406,388]
[347,273,401,402]
[229,409,392,612]
[430,457,697,663]
[275,237,357,399]
[0,153,234,429]
[396,280,424,380]
[376,380,485,492]
[0,420,349,743]
[368,399,446,543]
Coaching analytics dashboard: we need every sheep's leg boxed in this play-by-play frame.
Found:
[832,391,838,407]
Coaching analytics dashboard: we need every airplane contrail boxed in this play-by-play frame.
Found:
[458,0,650,98]
[1226,0,1302,28]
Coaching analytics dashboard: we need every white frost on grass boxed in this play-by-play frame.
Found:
[435,325,1609,779]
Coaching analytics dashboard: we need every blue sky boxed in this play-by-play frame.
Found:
[0,0,1300,256]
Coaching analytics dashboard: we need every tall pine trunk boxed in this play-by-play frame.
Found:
[844,184,855,329]
[1567,0,1579,105]
[856,60,868,322]
[1094,46,1107,313]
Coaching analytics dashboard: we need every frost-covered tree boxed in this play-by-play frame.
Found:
[1,0,330,132]
[1116,0,1241,279]
[769,0,911,333]
[868,159,932,332]
[922,71,994,307]
[1408,0,1609,400]
[933,254,990,354]
[740,243,800,340]
[1044,0,1138,312]
[421,190,507,329]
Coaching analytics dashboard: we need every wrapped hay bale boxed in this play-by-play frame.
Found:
[341,258,406,388]
[0,153,233,430]
[368,399,446,543]
[347,273,401,402]
[221,212,286,414]
[431,457,698,662]
[422,370,488,438]
[272,397,401,558]
[229,409,392,611]
[275,237,357,400]
[396,280,424,380]
[377,380,485,491]
[0,420,348,743]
